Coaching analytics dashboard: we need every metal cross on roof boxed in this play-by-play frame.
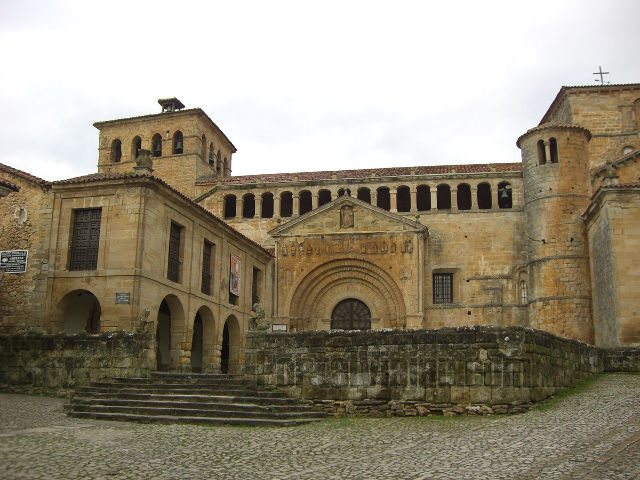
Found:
[593,66,610,85]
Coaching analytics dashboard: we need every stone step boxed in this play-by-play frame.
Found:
[69,397,318,413]
[149,372,243,381]
[67,411,321,427]
[113,376,251,386]
[67,403,325,420]
[76,385,287,397]
[70,391,307,406]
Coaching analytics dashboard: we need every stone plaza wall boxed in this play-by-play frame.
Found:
[0,331,154,392]
[245,326,611,415]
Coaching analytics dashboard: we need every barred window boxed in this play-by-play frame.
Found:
[520,280,528,304]
[167,222,183,283]
[201,241,213,295]
[433,273,453,304]
[69,208,102,271]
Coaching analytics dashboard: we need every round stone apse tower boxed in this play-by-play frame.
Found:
[517,123,593,343]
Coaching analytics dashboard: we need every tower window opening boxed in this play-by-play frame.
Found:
[537,139,547,165]
[377,187,390,211]
[299,190,312,215]
[280,191,293,217]
[437,184,451,210]
[152,134,162,157]
[549,137,558,163]
[318,189,331,206]
[224,195,237,218]
[110,139,122,163]
[477,183,492,209]
[173,131,183,155]
[417,185,430,211]
[457,184,471,210]
[242,193,255,218]
[397,186,411,212]
[498,181,512,209]
[261,193,274,218]
[208,143,214,165]
[357,187,371,204]
[132,136,142,160]
[216,151,222,174]
[201,134,206,160]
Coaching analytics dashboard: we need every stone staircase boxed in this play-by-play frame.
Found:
[65,372,325,427]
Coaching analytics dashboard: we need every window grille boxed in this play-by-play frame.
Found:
[330,299,371,330]
[167,222,182,282]
[201,241,212,295]
[69,208,102,271]
[433,273,453,304]
[520,280,528,304]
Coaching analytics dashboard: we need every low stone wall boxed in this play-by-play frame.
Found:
[603,347,640,372]
[0,331,154,393]
[245,326,607,414]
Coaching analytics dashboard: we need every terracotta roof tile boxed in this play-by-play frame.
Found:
[200,162,522,186]
[52,172,272,257]
[0,163,50,187]
[0,178,19,192]
[516,122,591,147]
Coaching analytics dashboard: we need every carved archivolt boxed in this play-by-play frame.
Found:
[286,258,406,329]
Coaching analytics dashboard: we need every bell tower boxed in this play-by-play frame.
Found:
[517,123,593,343]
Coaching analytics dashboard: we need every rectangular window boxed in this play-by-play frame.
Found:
[69,208,102,271]
[201,241,214,295]
[433,273,453,304]
[252,267,262,305]
[167,222,182,283]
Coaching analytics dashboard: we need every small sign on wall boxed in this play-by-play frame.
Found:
[272,324,288,332]
[115,292,131,304]
[0,250,28,273]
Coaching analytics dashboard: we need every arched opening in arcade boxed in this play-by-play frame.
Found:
[221,315,241,374]
[55,289,101,334]
[190,306,216,373]
[156,295,185,371]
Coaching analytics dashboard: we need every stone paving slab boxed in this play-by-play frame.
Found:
[0,373,639,480]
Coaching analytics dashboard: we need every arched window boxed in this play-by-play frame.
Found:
[477,183,492,209]
[397,186,410,212]
[223,157,229,176]
[357,187,371,204]
[498,182,512,209]
[299,190,312,215]
[537,139,547,165]
[377,187,390,210]
[549,137,558,163]
[132,136,142,160]
[208,143,214,165]
[437,184,451,210]
[173,131,183,154]
[623,146,635,155]
[318,189,331,206]
[201,134,206,160]
[242,193,255,218]
[417,185,430,211]
[520,280,528,304]
[280,191,293,217]
[152,134,162,157]
[635,98,640,131]
[216,151,222,174]
[457,184,471,210]
[330,299,371,330]
[261,193,274,218]
[110,139,122,163]
[224,195,236,218]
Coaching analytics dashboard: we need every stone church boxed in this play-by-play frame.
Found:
[1,84,639,373]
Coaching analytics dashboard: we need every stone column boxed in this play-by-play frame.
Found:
[390,189,398,212]
[430,187,438,211]
[293,193,300,217]
[410,187,417,213]
[236,196,243,218]
[493,182,500,210]
[312,193,319,210]
[256,194,263,218]
[471,186,478,210]
[371,190,378,208]
[274,193,281,218]
[451,188,458,212]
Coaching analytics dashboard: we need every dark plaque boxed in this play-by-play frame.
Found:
[115,292,131,304]
[0,250,28,273]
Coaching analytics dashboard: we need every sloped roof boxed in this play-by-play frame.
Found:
[197,162,523,187]
[0,163,50,187]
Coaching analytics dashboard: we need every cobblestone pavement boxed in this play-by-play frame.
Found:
[0,373,638,480]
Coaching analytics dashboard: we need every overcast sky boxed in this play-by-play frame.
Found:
[1,0,639,181]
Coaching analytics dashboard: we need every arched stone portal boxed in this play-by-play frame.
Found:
[331,298,371,330]
[55,289,101,334]
[221,315,241,374]
[156,295,185,371]
[287,259,406,330]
